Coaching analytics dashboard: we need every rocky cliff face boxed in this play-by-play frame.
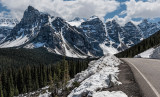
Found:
[138,19,160,38]
[0,6,160,57]
[0,6,95,58]
[0,18,19,43]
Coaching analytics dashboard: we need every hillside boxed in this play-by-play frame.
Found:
[0,48,96,97]
[115,30,160,58]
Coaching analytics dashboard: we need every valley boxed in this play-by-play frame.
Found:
[0,2,160,97]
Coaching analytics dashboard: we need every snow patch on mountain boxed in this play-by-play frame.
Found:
[100,42,119,54]
[0,18,19,28]
[68,17,85,27]
[0,33,29,48]
[67,54,127,97]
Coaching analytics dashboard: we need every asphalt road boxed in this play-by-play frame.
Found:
[121,58,160,97]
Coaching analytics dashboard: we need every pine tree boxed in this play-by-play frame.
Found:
[39,65,43,88]
[2,89,6,97]
[43,65,47,87]
[26,65,32,92]
[47,66,53,85]
[17,68,24,93]
[33,67,39,90]
[14,86,19,96]
[0,79,3,97]
[7,77,14,97]
[23,85,27,93]
[63,61,70,86]
[1,71,7,92]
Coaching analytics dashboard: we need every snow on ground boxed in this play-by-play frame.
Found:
[67,54,127,97]
[92,91,127,97]
[38,90,51,97]
[135,45,160,59]
[150,46,160,59]
[135,48,155,58]
[17,86,50,97]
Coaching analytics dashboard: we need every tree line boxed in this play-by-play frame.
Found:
[0,48,96,97]
[115,30,160,58]
[0,58,90,97]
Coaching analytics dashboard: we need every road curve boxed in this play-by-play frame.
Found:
[121,58,160,97]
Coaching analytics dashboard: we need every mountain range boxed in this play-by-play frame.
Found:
[0,6,160,58]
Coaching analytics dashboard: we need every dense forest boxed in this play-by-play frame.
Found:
[0,48,96,97]
[115,30,160,58]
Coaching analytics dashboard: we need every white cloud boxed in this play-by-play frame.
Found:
[0,0,120,21]
[106,15,132,26]
[125,0,160,18]
[107,0,160,26]
[0,11,12,18]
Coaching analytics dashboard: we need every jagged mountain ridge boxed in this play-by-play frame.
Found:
[0,18,19,44]
[0,6,160,58]
[0,6,96,58]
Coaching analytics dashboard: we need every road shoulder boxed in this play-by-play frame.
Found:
[122,58,159,97]
[104,61,142,97]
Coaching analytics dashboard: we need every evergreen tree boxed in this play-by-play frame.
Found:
[14,86,19,96]
[33,67,39,90]
[2,89,6,97]
[17,69,24,93]
[26,65,32,92]
[23,85,27,93]
[39,65,43,88]
[63,61,70,86]
[1,72,7,97]
[7,77,14,97]
[43,65,47,86]
[47,66,53,85]
[0,79,3,97]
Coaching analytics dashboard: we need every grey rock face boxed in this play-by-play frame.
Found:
[138,19,160,38]
[0,18,19,43]
[105,20,143,51]
[1,6,160,57]
[123,22,143,47]
[0,27,12,43]
[106,20,122,48]
[80,17,106,56]
[0,6,97,57]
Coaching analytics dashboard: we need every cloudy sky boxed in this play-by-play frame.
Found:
[0,0,160,25]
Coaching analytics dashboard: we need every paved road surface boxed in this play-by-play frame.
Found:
[122,58,160,97]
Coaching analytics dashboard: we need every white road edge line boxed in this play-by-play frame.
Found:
[126,59,160,97]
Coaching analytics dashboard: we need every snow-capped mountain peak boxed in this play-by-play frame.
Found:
[0,18,19,28]
[67,17,85,27]
[89,15,99,20]
[0,5,160,58]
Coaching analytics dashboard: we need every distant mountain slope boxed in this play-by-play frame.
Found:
[0,6,96,58]
[0,18,19,43]
[115,30,160,58]
[0,47,95,68]
[0,6,160,57]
